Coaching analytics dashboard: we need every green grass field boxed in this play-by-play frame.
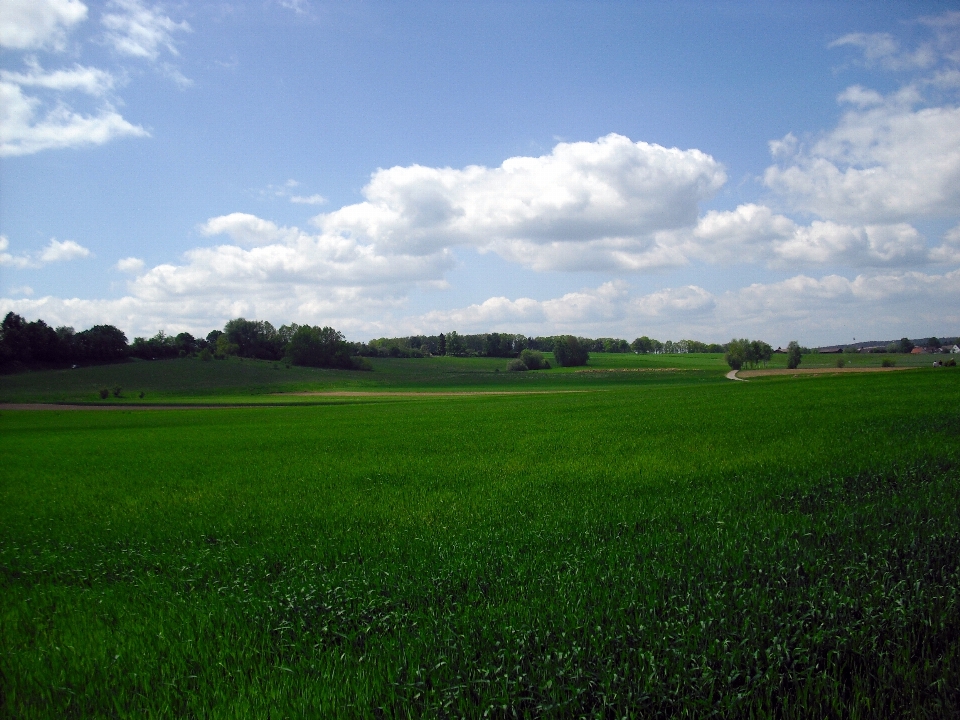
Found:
[2,358,959,717]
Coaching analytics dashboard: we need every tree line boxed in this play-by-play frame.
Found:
[356,333,726,358]
[0,313,360,371]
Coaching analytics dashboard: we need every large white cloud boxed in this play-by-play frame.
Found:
[0,0,87,50]
[314,133,727,270]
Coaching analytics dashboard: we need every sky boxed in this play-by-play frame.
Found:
[1,0,959,346]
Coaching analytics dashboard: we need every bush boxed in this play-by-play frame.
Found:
[98,388,109,399]
[787,340,802,370]
[552,336,589,367]
[506,358,528,372]
[351,357,373,371]
[836,357,846,368]
[198,347,213,361]
[881,358,896,367]
[112,386,122,398]
[519,349,549,370]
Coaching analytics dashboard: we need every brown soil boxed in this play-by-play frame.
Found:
[736,367,912,378]
[0,404,264,411]
[283,390,588,397]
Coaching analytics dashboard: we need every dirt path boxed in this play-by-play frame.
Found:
[726,370,745,381]
[735,367,912,379]
[282,390,588,397]
[0,403,271,411]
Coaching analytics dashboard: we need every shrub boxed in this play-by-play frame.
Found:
[519,349,549,370]
[198,347,213,361]
[506,358,528,371]
[881,358,896,367]
[836,357,846,368]
[98,388,109,399]
[112,386,122,398]
[351,357,373,371]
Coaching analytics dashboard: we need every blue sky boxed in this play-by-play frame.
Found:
[2,0,959,345]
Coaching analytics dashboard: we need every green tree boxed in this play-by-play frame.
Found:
[285,326,354,368]
[787,340,802,369]
[552,335,589,367]
[438,333,446,356]
[899,337,915,354]
[724,338,747,370]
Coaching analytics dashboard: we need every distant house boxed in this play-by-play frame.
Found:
[911,347,926,354]
[950,344,960,354]
[819,346,843,354]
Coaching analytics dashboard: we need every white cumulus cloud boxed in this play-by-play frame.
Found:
[313,133,727,271]
[0,0,87,50]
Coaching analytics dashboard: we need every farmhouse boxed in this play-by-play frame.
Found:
[950,344,960,354]
[818,346,844,354]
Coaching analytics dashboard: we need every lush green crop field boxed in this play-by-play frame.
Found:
[2,366,959,717]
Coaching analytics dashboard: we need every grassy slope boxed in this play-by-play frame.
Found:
[2,369,959,717]
[0,353,731,404]
[1,350,937,405]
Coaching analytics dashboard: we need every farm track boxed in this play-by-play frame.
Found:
[736,366,915,378]
[283,390,590,397]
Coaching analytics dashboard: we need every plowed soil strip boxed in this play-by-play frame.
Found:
[0,404,278,411]
[736,367,912,378]
[284,390,588,397]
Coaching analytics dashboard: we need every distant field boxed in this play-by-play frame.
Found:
[1,351,941,405]
[0,352,730,404]
[2,366,958,717]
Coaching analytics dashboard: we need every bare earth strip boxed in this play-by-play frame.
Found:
[283,390,589,397]
[735,367,912,379]
[0,404,274,411]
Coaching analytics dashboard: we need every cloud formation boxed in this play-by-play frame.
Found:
[0,0,87,50]
[0,236,91,268]
[315,133,727,270]
[764,93,960,225]
[101,0,190,60]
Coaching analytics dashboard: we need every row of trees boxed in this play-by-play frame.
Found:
[0,313,129,365]
[0,313,359,371]
[355,333,726,359]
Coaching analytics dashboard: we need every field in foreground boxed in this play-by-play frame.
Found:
[2,368,959,717]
